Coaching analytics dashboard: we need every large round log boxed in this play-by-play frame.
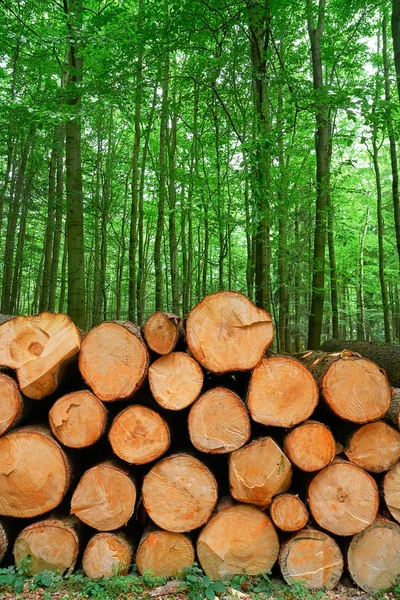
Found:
[188,388,250,453]
[247,357,318,428]
[108,405,170,464]
[82,532,133,579]
[0,427,71,518]
[79,321,149,402]
[279,528,343,590]
[348,518,400,593]
[49,390,107,448]
[269,494,309,532]
[197,504,279,581]
[143,312,181,355]
[229,437,292,508]
[321,339,400,387]
[383,461,400,523]
[71,462,136,530]
[344,421,400,472]
[136,529,194,577]
[300,350,391,423]
[148,352,203,410]
[13,518,79,575]
[142,454,218,532]
[185,291,274,374]
[0,373,24,436]
[308,460,379,536]
[0,521,8,563]
[0,313,81,399]
[283,421,336,472]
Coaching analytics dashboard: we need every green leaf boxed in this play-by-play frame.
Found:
[212,582,226,593]
[205,586,215,600]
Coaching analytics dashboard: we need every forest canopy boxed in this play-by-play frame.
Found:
[0,0,400,350]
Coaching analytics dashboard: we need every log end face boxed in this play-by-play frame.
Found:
[0,373,22,436]
[82,533,132,579]
[284,422,336,472]
[136,530,194,577]
[49,391,107,448]
[345,421,400,473]
[143,312,179,355]
[149,352,204,410]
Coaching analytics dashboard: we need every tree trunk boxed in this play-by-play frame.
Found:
[284,421,336,472]
[136,529,194,577]
[392,0,400,102]
[357,208,369,339]
[82,532,132,579]
[148,352,204,410]
[167,110,180,314]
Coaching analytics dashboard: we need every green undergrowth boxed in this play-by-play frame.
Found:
[0,561,399,600]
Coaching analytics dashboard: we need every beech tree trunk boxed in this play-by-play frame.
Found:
[82,532,132,579]
[136,529,194,577]
[148,352,203,410]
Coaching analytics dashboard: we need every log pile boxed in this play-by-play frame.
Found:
[0,291,400,593]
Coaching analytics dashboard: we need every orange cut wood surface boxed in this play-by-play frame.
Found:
[149,352,203,410]
[82,532,132,579]
[383,461,400,523]
[143,312,180,355]
[108,404,170,464]
[247,357,318,427]
[0,313,81,399]
[0,373,23,436]
[284,421,336,472]
[49,390,107,448]
[188,387,250,453]
[269,494,309,532]
[197,504,279,581]
[229,437,292,508]
[185,291,273,373]
[345,421,400,472]
[79,321,148,401]
[136,530,195,577]
[142,454,218,532]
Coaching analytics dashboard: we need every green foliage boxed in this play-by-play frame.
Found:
[183,563,226,600]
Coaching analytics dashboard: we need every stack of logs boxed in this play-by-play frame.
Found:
[1,291,400,593]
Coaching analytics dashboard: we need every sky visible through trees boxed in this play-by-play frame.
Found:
[0,0,400,350]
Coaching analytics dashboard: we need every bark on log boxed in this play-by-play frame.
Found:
[79,321,149,401]
[283,421,336,472]
[383,461,400,523]
[0,521,8,563]
[82,532,133,579]
[229,437,292,508]
[188,388,250,453]
[185,291,274,374]
[136,529,195,577]
[49,390,107,448]
[279,528,343,590]
[300,350,391,423]
[108,404,170,464]
[347,518,400,593]
[142,454,218,533]
[70,461,136,530]
[143,312,181,355]
[0,426,71,518]
[269,494,309,532]
[197,504,279,581]
[149,352,203,410]
[321,339,400,387]
[0,373,25,436]
[386,388,400,429]
[344,421,400,472]
[13,517,79,575]
[0,313,81,399]
[308,460,379,536]
[247,357,318,428]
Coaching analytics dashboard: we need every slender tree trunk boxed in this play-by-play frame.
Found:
[392,0,400,102]
[327,188,338,339]
[277,83,288,353]
[49,125,65,312]
[116,168,130,320]
[167,110,179,315]
[58,223,68,314]
[357,208,370,340]
[92,131,102,326]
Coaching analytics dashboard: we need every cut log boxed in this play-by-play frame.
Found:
[0,313,81,399]
[269,494,309,532]
[188,388,250,453]
[0,521,8,563]
[321,339,400,387]
[279,528,343,590]
[82,532,133,579]
[344,421,400,472]
[300,350,391,423]
[0,373,24,436]
[149,352,203,410]
[79,321,149,402]
[143,312,181,355]
[108,405,170,465]
[383,461,400,523]
[0,426,71,518]
[13,517,79,575]
[49,390,107,448]
[229,437,292,508]
[348,518,400,593]
[142,454,218,532]
[185,291,273,374]
[136,529,195,577]
[247,357,318,428]
[70,461,136,530]
[308,460,379,536]
[283,421,336,472]
[386,388,400,429]
[197,504,279,581]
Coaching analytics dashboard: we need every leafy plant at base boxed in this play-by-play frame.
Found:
[0,556,32,593]
[183,563,226,600]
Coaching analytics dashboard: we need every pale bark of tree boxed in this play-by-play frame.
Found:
[357,208,369,341]
[167,109,179,315]
[392,0,400,102]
